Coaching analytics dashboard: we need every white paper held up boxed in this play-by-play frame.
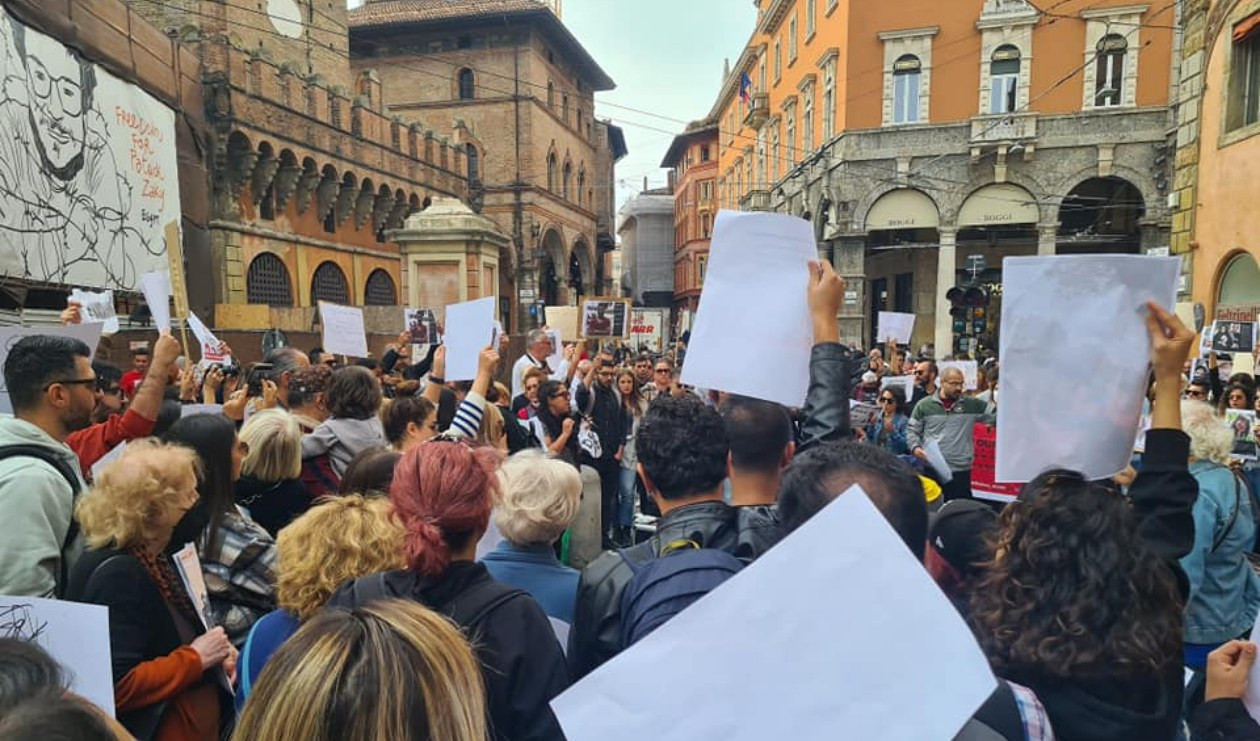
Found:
[319,302,369,358]
[1244,610,1260,722]
[0,596,115,716]
[922,439,954,483]
[90,441,128,481]
[545,306,580,340]
[0,324,102,414]
[877,311,916,345]
[680,210,815,407]
[444,297,497,381]
[996,255,1179,482]
[69,289,119,334]
[551,486,997,741]
[545,328,564,371]
[139,270,172,331]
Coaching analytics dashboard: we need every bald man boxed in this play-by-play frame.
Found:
[906,366,994,502]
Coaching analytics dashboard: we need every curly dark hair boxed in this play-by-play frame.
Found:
[636,394,728,501]
[969,470,1183,681]
[326,366,382,420]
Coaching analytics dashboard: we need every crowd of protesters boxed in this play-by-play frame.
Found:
[3,263,1260,741]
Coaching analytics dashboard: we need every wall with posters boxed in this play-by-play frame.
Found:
[0,7,185,292]
[0,0,209,317]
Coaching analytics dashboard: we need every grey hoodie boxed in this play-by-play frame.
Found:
[0,416,87,597]
[300,416,387,478]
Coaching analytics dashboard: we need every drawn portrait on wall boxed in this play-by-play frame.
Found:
[0,10,177,292]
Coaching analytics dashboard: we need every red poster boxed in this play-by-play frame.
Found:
[971,422,1021,504]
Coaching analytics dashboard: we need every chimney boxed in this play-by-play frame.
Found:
[643,176,648,192]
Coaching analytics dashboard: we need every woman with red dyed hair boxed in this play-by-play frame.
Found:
[326,440,569,741]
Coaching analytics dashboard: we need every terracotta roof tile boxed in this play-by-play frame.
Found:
[349,0,551,28]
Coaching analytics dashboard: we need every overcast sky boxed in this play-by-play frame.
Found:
[347,0,757,210]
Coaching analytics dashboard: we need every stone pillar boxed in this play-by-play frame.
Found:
[832,234,867,347]
[1037,223,1058,256]
[389,197,511,308]
[935,228,958,358]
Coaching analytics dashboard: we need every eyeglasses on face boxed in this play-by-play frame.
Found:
[552,390,571,399]
[654,368,671,374]
[44,377,98,391]
[878,397,896,404]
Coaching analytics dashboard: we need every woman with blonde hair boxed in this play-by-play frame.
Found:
[482,449,583,625]
[235,409,310,537]
[66,440,235,740]
[234,599,486,741]
[1179,400,1260,674]
[234,495,405,709]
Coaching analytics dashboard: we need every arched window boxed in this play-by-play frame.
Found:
[563,161,572,199]
[547,152,557,192]
[547,81,555,109]
[246,253,293,307]
[577,167,586,206]
[1095,35,1127,107]
[458,68,475,100]
[364,269,398,306]
[893,54,922,124]
[466,143,480,183]
[990,45,1021,114]
[311,261,349,305]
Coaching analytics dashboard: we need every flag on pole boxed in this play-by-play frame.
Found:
[739,72,753,105]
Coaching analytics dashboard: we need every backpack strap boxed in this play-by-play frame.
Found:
[0,444,84,595]
[445,577,528,627]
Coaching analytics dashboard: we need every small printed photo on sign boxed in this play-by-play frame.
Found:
[1210,320,1258,353]
[580,298,629,339]
[404,308,440,345]
[1226,409,1258,461]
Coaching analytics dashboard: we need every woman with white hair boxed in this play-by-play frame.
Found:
[480,449,583,625]
[235,409,310,537]
[1180,400,1260,675]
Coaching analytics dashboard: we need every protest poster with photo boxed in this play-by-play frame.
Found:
[580,298,630,339]
[403,307,441,346]
[849,400,880,431]
[1210,320,1258,353]
[69,289,119,334]
[1226,409,1258,461]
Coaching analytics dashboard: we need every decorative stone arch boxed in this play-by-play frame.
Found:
[943,170,1052,226]
[353,177,377,231]
[272,149,301,213]
[956,182,1041,229]
[331,171,358,229]
[224,130,255,201]
[855,185,942,233]
[1047,163,1163,222]
[539,227,567,305]
[252,141,279,212]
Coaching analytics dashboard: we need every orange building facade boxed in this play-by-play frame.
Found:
[703,0,1179,353]
[661,121,719,320]
[1173,0,1260,327]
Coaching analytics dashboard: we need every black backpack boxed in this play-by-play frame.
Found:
[0,444,83,596]
[617,539,745,648]
[347,571,529,628]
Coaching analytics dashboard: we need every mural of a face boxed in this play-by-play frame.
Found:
[21,42,89,178]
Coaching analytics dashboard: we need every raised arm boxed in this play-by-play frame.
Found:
[422,346,447,405]
[796,259,854,453]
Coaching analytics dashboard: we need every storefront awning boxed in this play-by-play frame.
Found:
[958,183,1040,228]
[865,189,940,231]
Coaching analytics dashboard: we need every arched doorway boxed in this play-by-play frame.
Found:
[571,239,593,298]
[862,188,941,349]
[539,228,566,305]
[1056,177,1145,254]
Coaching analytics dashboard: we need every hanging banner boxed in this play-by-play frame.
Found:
[0,10,179,291]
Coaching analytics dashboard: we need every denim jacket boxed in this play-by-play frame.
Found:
[1180,461,1260,644]
[865,414,910,455]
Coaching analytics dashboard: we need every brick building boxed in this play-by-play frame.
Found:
[125,0,470,345]
[347,0,627,331]
[701,0,1179,354]
[1172,0,1260,325]
[661,120,719,321]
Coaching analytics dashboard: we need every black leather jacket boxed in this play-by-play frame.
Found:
[567,342,853,679]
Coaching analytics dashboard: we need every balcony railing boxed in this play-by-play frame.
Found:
[743,93,770,130]
[970,112,1037,146]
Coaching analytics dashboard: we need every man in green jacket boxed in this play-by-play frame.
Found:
[907,366,994,502]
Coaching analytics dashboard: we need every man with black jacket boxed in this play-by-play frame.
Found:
[568,259,856,678]
[574,351,625,547]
